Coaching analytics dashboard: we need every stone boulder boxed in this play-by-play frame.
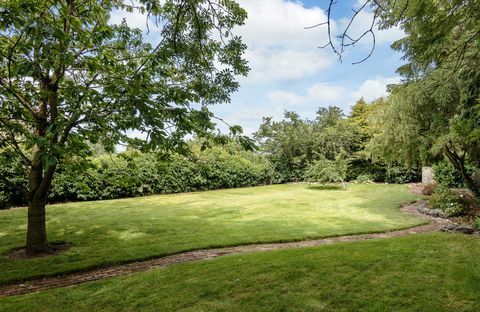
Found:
[440,224,476,235]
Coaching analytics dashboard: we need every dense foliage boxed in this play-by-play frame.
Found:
[366,0,480,195]
[433,160,477,189]
[1,143,271,208]
[255,101,420,184]
[0,150,28,209]
[305,152,348,189]
[428,187,477,217]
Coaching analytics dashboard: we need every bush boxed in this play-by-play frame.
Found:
[347,159,385,182]
[46,143,273,203]
[384,165,421,184]
[347,159,421,183]
[475,218,480,230]
[428,187,476,217]
[305,153,348,189]
[0,142,273,207]
[422,182,438,196]
[355,174,374,184]
[433,160,476,188]
[0,150,29,209]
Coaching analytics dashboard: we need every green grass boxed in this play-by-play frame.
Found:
[1,233,479,311]
[0,184,422,284]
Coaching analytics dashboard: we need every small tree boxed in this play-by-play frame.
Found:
[305,152,348,190]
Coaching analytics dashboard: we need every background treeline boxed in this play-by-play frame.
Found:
[4,94,477,209]
[254,99,421,184]
[1,98,428,209]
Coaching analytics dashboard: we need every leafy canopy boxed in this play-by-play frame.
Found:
[365,0,480,193]
[0,0,250,169]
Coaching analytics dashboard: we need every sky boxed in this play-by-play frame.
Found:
[112,0,406,136]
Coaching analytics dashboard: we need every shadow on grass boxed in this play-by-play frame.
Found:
[306,185,343,191]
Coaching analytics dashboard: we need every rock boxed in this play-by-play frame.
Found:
[440,224,475,234]
[422,167,435,185]
[416,204,447,218]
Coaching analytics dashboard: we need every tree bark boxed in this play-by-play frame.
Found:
[26,192,49,255]
[25,82,51,255]
[25,162,57,255]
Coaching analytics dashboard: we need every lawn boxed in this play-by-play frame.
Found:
[1,233,479,311]
[0,184,423,284]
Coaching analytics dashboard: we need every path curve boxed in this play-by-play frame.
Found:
[0,201,451,298]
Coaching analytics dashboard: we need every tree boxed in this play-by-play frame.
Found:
[305,151,348,190]
[367,69,480,195]
[313,106,360,159]
[316,0,480,193]
[0,0,249,255]
[255,107,364,183]
[255,111,316,182]
[361,0,480,195]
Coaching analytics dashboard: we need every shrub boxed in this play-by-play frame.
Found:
[0,150,29,208]
[433,160,476,188]
[347,159,420,183]
[46,143,273,203]
[0,191,9,210]
[0,142,273,207]
[305,153,348,190]
[475,218,480,230]
[428,187,476,217]
[355,174,374,184]
[384,165,421,184]
[422,182,438,196]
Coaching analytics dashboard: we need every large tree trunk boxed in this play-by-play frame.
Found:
[25,158,54,255]
[25,161,57,255]
[26,192,49,255]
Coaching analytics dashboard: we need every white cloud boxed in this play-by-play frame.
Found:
[233,0,334,83]
[267,90,307,107]
[110,6,150,31]
[111,0,335,84]
[224,106,285,125]
[110,1,166,36]
[266,82,345,110]
[236,0,332,49]
[352,76,400,102]
[244,48,331,82]
[307,83,344,102]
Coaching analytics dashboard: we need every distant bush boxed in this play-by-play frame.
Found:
[347,159,420,183]
[1,143,273,208]
[355,174,374,184]
[433,160,476,188]
[0,191,9,210]
[384,165,421,184]
[48,143,273,203]
[428,187,477,217]
[305,153,348,190]
[0,151,28,209]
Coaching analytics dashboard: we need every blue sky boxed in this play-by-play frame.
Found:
[210,0,405,134]
[112,0,405,136]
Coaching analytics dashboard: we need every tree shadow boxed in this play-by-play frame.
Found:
[306,185,343,191]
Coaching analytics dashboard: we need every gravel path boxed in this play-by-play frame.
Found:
[0,201,451,298]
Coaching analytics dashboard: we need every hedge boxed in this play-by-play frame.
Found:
[1,144,273,208]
